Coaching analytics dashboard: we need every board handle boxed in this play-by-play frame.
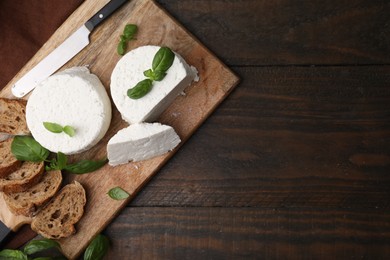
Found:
[85,0,128,31]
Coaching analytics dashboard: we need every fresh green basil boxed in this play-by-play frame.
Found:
[127,79,153,99]
[117,24,138,55]
[23,238,60,255]
[63,125,75,137]
[0,249,28,260]
[83,234,109,260]
[43,122,63,133]
[123,24,137,39]
[11,136,50,162]
[64,158,107,174]
[43,122,75,137]
[152,46,175,72]
[108,187,130,200]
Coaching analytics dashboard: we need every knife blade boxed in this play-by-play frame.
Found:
[12,0,128,98]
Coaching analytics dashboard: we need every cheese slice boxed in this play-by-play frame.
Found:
[110,45,197,124]
[26,67,112,154]
[107,122,181,166]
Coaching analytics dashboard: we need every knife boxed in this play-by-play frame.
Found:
[0,193,32,247]
[12,0,128,98]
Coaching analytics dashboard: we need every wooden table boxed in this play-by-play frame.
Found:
[2,0,390,258]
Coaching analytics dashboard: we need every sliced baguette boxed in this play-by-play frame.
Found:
[31,181,86,239]
[3,170,62,217]
[0,161,44,193]
[0,138,21,178]
[0,98,30,135]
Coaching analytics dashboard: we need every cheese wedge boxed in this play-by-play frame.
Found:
[107,122,181,166]
[110,45,197,124]
[26,67,112,154]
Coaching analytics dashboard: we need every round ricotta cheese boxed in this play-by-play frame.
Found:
[110,45,197,124]
[26,67,112,154]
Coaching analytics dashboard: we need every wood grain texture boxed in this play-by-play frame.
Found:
[1,0,390,259]
[0,0,238,258]
[130,66,390,209]
[158,0,390,66]
[104,207,390,259]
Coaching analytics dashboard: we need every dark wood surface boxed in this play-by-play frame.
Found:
[2,0,390,259]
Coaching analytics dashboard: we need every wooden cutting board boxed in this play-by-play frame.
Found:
[0,0,239,258]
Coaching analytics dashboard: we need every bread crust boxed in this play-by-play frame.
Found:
[0,98,30,135]
[0,161,44,193]
[0,138,21,178]
[31,181,86,239]
[3,170,63,217]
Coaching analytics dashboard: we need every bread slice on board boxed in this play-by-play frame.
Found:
[0,98,30,135]
[3,170,62,217]
[31,181,86,239]
[0,161,44,193]
[0,138,21,178]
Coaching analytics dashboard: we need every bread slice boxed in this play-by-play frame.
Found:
[3,170,62,217]
[0,161,44,193]
[0,98,30,135]
[31,181,86,239]
[0,138,21,178]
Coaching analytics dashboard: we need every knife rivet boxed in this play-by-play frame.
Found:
[99,14,104,19]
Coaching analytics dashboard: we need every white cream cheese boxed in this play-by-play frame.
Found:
[110,45,197,124]
[26,67,112,154]
[107,122,181,166]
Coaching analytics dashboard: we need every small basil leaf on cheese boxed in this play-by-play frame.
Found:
[127,79,153,99]
[64,158,108,174]
[108,187,130,200]
[11,136,50,162]
[143,69,154,78]
[63,125,76,137]
[152,47,175,72]
[152,70,167,81]
[43,122,63,134]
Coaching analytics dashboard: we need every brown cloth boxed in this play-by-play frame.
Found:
[0,0,83,249]
[0,0,84,90]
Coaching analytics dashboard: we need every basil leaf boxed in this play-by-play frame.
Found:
[117,40,126,55]
[63,125,75,137]
[83,234,109,260]
[152,47,175,72]
[64,159,107,174]
[108,187,130,200]
[123,24,138,39]
[11,136,50,162]
[23,238,60,255]
[152,70,167,81]
[143,68,154,78]
[0,249,28,260]
[45,158,58,171]
[43,122,63,134]
[56,152,68,170]
[127,79,153,99]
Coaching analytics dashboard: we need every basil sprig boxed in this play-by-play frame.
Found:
[127,47,175,99]
[11,136,106,175]
[23,239,60,255]
[0,238,61,260]
[117,24,138,55]
[108,187,130,200]
[84,234,109,260]
[43,122,75,137]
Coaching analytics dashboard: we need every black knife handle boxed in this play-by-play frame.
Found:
[0,221,12,247]
[85,0,128,31]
